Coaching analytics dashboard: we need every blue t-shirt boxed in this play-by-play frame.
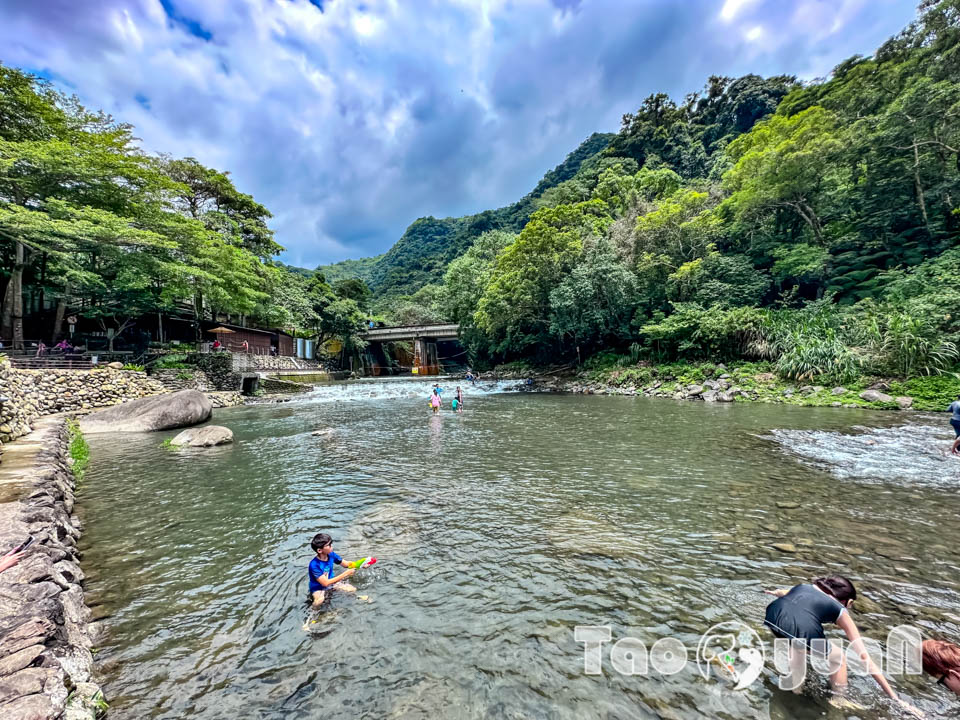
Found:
[308,551,342,593]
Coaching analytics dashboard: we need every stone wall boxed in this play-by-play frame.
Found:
[237,355,322,371]
[0,358,166,445]
[182,354,241,391]
[0,418,105,720]
[257,377,311,394]
[147,368,215,393]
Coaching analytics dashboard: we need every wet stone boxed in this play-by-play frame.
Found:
[772,543,798,553]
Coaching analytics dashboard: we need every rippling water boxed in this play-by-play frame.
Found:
[78,382,960,719]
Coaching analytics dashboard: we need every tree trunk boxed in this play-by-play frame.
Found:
[38,252,47,332]
[194,291,203,341]
[11,242,26,352]
[52,288,68,343]
[1,274,14,341]
[912,140,933,240]
[157,312,163,344]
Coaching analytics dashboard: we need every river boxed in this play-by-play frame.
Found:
[78,379,960,719]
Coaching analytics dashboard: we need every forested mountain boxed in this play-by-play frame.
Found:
[318,132,614,297]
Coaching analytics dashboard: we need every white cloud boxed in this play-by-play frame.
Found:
[720,0,758,22]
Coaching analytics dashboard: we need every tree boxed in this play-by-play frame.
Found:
[549,238,640,350]
[475,200,611,354]
[722,106,847,246]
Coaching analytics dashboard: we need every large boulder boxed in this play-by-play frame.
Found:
[80,390,212,433]
[859,389,894,404]
[170,425,233,447]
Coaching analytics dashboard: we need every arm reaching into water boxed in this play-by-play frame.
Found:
[763,588,788,598]
[317,566,355,588]
[835,612,925,717]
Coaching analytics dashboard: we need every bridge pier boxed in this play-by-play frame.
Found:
[359,323,462,376]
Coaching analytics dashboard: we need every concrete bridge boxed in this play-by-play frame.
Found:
[360,323,461,375]
[362,323,460,342]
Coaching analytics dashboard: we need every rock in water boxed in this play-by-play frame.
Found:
[80,389,212,433]
[895,396,913,409]
[170,425,234,447]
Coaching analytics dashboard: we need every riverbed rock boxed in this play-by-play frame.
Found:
[859,389,893,403]
[80,389,212,433]
[831,386,847,395]
[701,390,718,402]
[772,543,798,553]
[895,396,913,410]
[106,362,124,370]
[685,384,704,397]
[776,501,800,509]
[170,425,233,447]
[717,391,736,402]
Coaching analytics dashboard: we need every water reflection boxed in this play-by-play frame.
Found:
[78,388,960,719]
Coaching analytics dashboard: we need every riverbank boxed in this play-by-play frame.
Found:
[495,359,960,412]
[0,417,105,720]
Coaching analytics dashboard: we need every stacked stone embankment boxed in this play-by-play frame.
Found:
[0,418,105,720]
[0,358,166,445]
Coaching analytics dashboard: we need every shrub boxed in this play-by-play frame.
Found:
[155,354,190,370]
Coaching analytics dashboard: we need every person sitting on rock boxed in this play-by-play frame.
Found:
[763,576,922,715]
[923,638,960,697]
[308,533,357,607]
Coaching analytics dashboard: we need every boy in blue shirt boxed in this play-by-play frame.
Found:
[308,533,357,606]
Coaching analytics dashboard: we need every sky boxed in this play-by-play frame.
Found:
[0,0,919,268]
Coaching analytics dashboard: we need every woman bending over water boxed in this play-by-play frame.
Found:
[764,576,922,716]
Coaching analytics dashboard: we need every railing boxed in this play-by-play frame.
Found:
[8,356,94,370]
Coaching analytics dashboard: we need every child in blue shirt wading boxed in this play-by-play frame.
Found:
[308,533,357,606]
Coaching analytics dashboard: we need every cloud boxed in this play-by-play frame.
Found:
[0,0,917,267]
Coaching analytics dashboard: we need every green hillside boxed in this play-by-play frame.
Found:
[318,132,614,297]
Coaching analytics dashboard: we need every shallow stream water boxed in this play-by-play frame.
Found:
[79,379,960,719]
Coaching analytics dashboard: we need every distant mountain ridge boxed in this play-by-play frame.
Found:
[315,132,615,295]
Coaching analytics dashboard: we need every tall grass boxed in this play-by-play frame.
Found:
[66,420,89,483]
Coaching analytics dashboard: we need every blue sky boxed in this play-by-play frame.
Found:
[0,0,919,268]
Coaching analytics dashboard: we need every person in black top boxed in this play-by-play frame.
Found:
[764,576,922,716]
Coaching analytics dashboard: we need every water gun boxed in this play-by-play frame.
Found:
[345,557,377,570]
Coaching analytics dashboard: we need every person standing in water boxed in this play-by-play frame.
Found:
[430,388,442,414]
[763,576,923,715]
[948,394,960,454]
[455,386,464,413]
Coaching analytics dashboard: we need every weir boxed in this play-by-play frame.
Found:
[359,323,463,376]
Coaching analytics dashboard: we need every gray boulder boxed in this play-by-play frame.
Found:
[80,389,212,433]
[895,396,913,410]
[831,387,847,395]
[170,425,233,447]
[701,390,718,402]
[717,391,736,402]
[686,384,704,397]
[859,389,894,403]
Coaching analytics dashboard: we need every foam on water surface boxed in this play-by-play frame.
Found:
[769,420,960,485]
